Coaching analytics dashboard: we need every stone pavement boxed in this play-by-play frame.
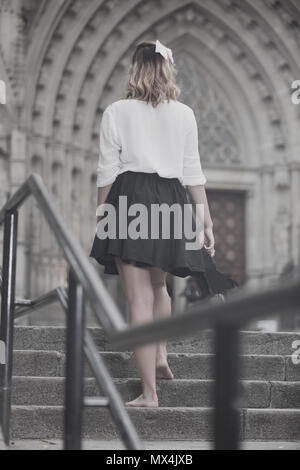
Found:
[1,439,300,451]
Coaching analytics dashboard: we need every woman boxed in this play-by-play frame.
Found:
[89,40,237,408]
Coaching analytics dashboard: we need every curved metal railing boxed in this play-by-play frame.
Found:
[0,173,139,449]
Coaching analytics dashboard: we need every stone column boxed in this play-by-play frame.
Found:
[261,167,276,284]
[0,124,9,270]
[244,185,262,289]
[10,128,27,297]
[272,165,292,276]
[291,164,300,265]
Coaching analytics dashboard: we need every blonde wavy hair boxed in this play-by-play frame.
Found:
[125,40,180,107]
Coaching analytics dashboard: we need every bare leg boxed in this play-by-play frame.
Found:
[150,267,174,380]
[115,257,158,407]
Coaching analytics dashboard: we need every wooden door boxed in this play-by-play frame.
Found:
[206,190,246,285]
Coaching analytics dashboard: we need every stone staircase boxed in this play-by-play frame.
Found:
[10,326,300,442]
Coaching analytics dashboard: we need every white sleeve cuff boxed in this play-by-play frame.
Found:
[96,171,119,187]
[182,172,207,186]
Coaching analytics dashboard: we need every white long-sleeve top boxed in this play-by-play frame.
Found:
[96,99,207,188]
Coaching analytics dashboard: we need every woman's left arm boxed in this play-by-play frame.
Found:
[182,109,215,257]
[96,104,121,222]
[186,184,215,257]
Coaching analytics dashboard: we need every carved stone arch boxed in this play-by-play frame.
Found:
[83,3,291,168]
[23,0,299,161]
[246,0,300,66]
[222,0,300,154]
[211,0,300,160]
[22,0,73,129]
[174,30,287,168]
[52,0,147,144]
[164,34,262,169]
[91,31,267,170]
[22,0,300,159]
[24,0,143,137]
[55,0,192,144]
[25,0,202,142]
[176,58,248,169]
[37,0,110,138]
[15,0,300,296]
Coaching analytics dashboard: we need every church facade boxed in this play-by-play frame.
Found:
[0,0,300,319]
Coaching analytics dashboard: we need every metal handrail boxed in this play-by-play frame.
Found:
[110,276,300,350]
[0,173,125,334]
[0,173,140,450]
[0,277,141,449]
[56,286,142,450]
[0,173,299,450]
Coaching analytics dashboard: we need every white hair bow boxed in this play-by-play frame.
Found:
[155,40,174,64]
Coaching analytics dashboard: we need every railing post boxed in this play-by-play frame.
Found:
[64,267,85,450]
[0,210,18,445]
[214,323,240,450]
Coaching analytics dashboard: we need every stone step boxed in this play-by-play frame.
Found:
[10,406,300,441]
[4,439,300,451]
[11,377,300,408]
[14,326,300,356]
[12,350,298,381]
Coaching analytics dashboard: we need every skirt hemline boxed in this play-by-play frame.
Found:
[89,170,238,298]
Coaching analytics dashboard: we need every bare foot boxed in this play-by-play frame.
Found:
[156,359,174,380]
[125,393,159,408]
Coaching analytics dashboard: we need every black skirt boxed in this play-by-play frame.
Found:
[89,171,238,298]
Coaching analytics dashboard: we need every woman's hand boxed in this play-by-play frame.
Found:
[204,225,215,257]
